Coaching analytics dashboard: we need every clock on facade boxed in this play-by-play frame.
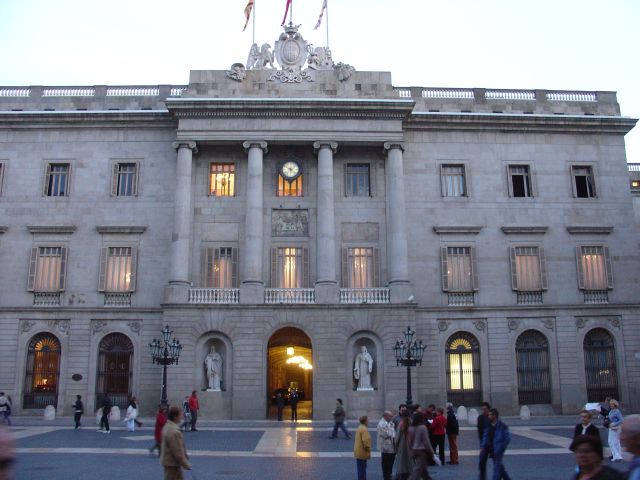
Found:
[280,160,301,180]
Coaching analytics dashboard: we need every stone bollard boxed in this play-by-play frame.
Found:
[520,405,531,420]
[110,406,121,421]
[468,407,479,426]
[43,405,56,420]
[457,405,468,421]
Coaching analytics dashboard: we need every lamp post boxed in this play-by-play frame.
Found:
[149,325,183,407]
[393,326,426,408]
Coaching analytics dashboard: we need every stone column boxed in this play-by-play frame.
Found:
[313,141,339,304]
[240,141,267,304]
[165,141,197,304]
[384,142,413,303]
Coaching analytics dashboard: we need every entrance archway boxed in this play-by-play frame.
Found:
[267,327,313,420]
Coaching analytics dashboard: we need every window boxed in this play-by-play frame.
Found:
[270,247,309,288]
[277,174,303,197]
[43,163,70,197]
[440,246,478,292]
[584,328,619,401]
[98,246,137,292]
[341,247,380,288]
[441,164,466,197]
[27,246,68,292]
[510,246,547,291]
[345,163,370,197]
[576,245,612,290]
[445,332,482,406]
[203,247,238,288]
[111,162,138,196]
[508,165,533,197]
[516,330,551,404]
[23,333,61,409]
[209,163,235,197]
[572,166,596,198]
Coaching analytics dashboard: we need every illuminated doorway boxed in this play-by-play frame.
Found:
[446,332,482,406]
[23,333,61,409]
[267,327,313,420]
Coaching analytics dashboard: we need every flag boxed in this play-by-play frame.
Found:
[314,0,327,29]
[281,0,292,26]
[243,0,254,31]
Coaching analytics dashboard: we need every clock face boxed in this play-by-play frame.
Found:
[281,161,301,180]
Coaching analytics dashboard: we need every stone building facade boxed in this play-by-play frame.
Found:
[1,29,639,419]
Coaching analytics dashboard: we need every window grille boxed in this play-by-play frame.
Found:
[583,328,619,401]
[96,333,134,409]
[516,330,551,404]
[43,163,70,197]
[23,333,61,409]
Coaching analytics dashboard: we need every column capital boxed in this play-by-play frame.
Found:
[243,140,268,154]
[172,140,198,153]
[313,141,338,154]
[383,142,404,153]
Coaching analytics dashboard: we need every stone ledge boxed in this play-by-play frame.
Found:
[566,226,613,234]
[96,226,147,234]
[433,226,483,234]
[27,225,76,234]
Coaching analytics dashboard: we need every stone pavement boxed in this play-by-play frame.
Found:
[8,415,633,479]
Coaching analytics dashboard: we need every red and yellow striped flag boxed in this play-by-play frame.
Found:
[243,0,254,31]
[281,0,292,26]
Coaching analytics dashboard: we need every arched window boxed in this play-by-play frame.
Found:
[96,333,134,408]
[516,330,551,404]
[446,332,482,406]
[584,328,619,401]
[24,333,61,409]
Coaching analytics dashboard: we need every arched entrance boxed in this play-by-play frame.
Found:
[584,328,619,401]
[96,333,134,409]
[23,333,61,409]
[267,327,313,420]
[445,332,482,406]
[516,330,551,404]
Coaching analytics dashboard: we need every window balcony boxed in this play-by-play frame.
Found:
[340,288,390,304]
[265,288,315,304]
[33,292,61,307]
[104,292,132,307]
[447,292,475,306]
[584,290,609,304]
[189,288,240,304]
[517,291,543,305]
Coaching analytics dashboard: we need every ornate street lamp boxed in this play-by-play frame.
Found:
[149,325,183,407]
[393,326,426,407]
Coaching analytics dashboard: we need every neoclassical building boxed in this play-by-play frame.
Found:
[1,26,639,419]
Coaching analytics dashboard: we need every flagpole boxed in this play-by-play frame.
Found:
[252,0,256,45]
[325,0,329,48]
[290,0,293,24]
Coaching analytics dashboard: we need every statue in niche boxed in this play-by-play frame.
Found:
[204,345,223,391]
[353,345,374,391]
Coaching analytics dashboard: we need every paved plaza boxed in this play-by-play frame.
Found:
[9,416,632,479]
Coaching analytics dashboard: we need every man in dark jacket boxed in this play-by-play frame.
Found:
[573,410,599,439]
[98,394,111,433]
[289,388,298,422]
[480,408,511,480]
[477,402,492,478]
[446,403,459,464]
[73,395,84,429]
[329,398,350,439]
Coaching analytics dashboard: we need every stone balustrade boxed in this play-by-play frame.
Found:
[264,288,315,304]
[188,288,240,304]
[339,288,390,304]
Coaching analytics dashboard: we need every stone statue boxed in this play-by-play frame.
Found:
[247,43,275,70]
[334,62,355,82]
[204,345,223,391]
[308,46,334,70]
[226,63,246,82]
[353,345,374,390]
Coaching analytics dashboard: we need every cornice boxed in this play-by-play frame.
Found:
[501,226,549,234]
[566,226,614,234]
[96,226,147,234]
[28,225,76,234]
[0,110,175,129]
[433,226,483,234]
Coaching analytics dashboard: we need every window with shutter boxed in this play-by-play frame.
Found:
[101,246,134,292]
[112,163,138,197]
[205,246,237,288]
[577,245,610,290]
[29,246,67,292]
[443,246,474,292]
[44,163,70,197]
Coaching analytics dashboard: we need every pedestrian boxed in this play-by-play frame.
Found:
[392,404,408,428]
[73,394,84,429]
[477,401,492,479]
[621,414,640,480]
[430,407,446,466]
[150,404,168,456]
[445,402,459,465]
[329,398,350,439]
[408,411,434,480]
[275,392,285,421]
[160,405,192,480]
[188,390,199,431]
[607,399,624,462]
[180,396,191,432]
[289,388,298,422]
[392,413,412,480]
[0,425,16,480]
[0,393,10,426]
[131,396,143,428]
[570,434,624,480]
[600,397,612,421]
[124,398,138,432]
[98,394,112,433]
[574,410,600,439]
[354,415,372,480]
[377,410,396,480]
[480,408,511,480]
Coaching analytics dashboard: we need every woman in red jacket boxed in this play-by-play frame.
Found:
[430,407,447,466]
[150,405,168,456]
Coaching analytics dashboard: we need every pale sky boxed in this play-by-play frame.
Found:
[0,0,638,161]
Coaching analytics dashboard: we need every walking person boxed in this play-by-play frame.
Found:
[621,415,640,480]
[570,434,624,480]
[275,392,285,421]
[445,403,459,465]
[607,399,624,462]
[392,413,413,480]
[150,404,168,456]
[329,398,350,439]
[0,393,10,426]
[377,410,396,480]
[477,401,492,479]
[480,408,511,480]
[289,388,298,422]
[160,405,192,480]
[188,390,199,432]
[574,410,600,439]
[73,395,84,429]
[180,396,191,432]
[408,412,434,480]
[98,394,112,433]
[124,398,138,432]
[354,415,372,480]
[131,396,143,428]
[0,425,16,480]
[430,407,447,466]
